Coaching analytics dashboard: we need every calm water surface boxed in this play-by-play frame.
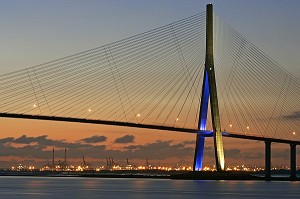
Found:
[0,176,299,199]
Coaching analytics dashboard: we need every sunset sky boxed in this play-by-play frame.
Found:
[0,0,299,168]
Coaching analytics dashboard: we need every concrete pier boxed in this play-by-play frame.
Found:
[290,143,297,180]
[265,141,271,180]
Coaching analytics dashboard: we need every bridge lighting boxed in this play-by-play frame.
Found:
[33,104,37,108]
[137,113,141,117]
[292,132,296,135]
[88,109,91,112]
[246,126,250,130]
[176,118,179,121]
[229,124,232,128]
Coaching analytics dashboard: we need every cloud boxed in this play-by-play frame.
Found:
[182,140,195,145]
[25,135,92,149]
[114,135,135,143]
[0,135,103,160]
[0,134,195,167]
[80,135,107,143]
[122,140,194,160]
[225,148,264,160]
[225,149,241,158]
[281,111,300,120]
[0,139,195,168]
[241,152,264,160]
[272,149,289,160]
[0,137,14,144]
[15,135,47,144]
[0,135,93,155]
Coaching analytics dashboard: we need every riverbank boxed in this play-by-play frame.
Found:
[0,170,299,181]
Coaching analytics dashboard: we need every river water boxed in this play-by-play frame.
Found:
[0,176,299,199]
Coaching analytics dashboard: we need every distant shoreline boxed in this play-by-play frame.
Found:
[0,170,299,181]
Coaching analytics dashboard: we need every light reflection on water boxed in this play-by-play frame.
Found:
[0,176,300,199]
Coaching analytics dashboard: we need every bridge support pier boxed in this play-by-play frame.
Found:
[265,141,271,180]
[290,143,297,180]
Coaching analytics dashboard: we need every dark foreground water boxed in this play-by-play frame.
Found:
[0,176,300,199]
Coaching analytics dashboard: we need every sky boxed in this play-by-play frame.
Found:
[0,0,299,168]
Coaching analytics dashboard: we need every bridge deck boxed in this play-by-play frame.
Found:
[1,113,299,145]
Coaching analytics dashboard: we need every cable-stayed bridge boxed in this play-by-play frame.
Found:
[0,4,299,179]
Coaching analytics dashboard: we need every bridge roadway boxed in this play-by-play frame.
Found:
[1,112,299,145]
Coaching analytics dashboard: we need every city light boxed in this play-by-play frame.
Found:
[11,164,36,171]
[9,162,297,174]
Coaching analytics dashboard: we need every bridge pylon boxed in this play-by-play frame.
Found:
[193,4,225,172]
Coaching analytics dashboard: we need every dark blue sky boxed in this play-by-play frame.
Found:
[0,0,299,76]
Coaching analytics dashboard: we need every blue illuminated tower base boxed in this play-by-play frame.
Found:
[193,70,210,171]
